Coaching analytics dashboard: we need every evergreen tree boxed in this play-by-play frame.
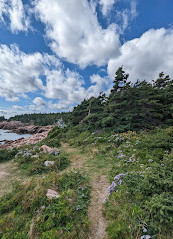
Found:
[112,66,129,93]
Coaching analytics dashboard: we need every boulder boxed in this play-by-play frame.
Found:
[44,161,55,167]
[46,189,60,199]
[41,145,59,155]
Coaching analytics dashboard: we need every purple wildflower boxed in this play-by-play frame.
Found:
[141,235,151,239]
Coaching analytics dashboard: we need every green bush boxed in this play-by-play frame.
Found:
[0,148,18,163]
[40,127,68,148]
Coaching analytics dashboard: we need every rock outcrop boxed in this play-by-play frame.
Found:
[0,121,54,149]
[0,121,53,134]
[41,145,59,155]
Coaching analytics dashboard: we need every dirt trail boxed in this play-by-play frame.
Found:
[88,174,109,239]
[61,142,86,171]
[61,142,109,239]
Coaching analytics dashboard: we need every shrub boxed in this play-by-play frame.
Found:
[0,148,18,163]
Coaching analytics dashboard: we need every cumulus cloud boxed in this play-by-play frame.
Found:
[108,28,173,82]
[48,100,74,111]
[0,43,111,112]
[0,44,44,101]
[31,97,46,111]
[34,0,120,68]
[33,97,46,106]
[44,68,112,110]
[0,0,30,33]
[45,69,85,103]
[87,74,112,98]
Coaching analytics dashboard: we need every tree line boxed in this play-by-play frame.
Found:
[9,67,173,132]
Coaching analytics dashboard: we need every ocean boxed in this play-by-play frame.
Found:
[0,129,31,144]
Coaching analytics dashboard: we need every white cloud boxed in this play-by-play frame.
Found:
[32,97,46,111]
[87,74,112,98]
[0,44,44,101]
[114,1,138,33]
[48,100,74,111]
[34,0,120,68]
[45,69,85,103]
[0,0,30,33]
[0,43,111,112]
[33,97,46,106]
[44,68,111,110]
[99,0,117,16]
[108,28,173,82]
[12,105,25,110]
[130,1,138,19]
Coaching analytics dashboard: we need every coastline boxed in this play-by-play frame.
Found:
[0,121,54,149]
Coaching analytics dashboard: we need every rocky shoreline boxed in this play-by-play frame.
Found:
[0,121,54,149]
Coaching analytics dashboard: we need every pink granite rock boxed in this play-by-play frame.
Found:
[46,189,60,199]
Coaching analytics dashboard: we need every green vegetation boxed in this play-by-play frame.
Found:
[0,148,18,163]
[14,146,69,175]
[59,127,173,238]
[0,125,172,238]
[0,116,5,122]
[104,129,173,239]
[9,112,70,126]
[0,171,90,239]
[1,67,173,238]
[39,126,68,148]
[9,67,173,132]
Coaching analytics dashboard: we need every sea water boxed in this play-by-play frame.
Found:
[0,129,31,144]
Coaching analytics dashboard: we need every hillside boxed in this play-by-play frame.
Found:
[9,68,173,131]
[0,126,173,238]
[0,68,173,238]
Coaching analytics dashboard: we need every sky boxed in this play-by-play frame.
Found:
[0,0,173,118]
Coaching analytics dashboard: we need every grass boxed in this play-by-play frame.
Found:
[0,171,90,239]
[14,145,70,175]
[63,127,173,238]
[0,126,172,239]
[0,161,31,198]
[0,148,18,163]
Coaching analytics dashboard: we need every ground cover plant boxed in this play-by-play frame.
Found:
[0,171,90,239]
[65,127,173,238]
[104,127,173,239]
[39,126,68,148]
[14,145,70,175]
[0,148,18,163]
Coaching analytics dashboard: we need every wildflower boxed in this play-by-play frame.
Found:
[141,235,151,239]
[118,179,122,185]
[143,227,147,233]
[108,173,127,195]
[76,205,80,210]
[148,159,153,163]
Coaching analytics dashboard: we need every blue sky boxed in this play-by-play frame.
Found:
[0,0,173,118]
